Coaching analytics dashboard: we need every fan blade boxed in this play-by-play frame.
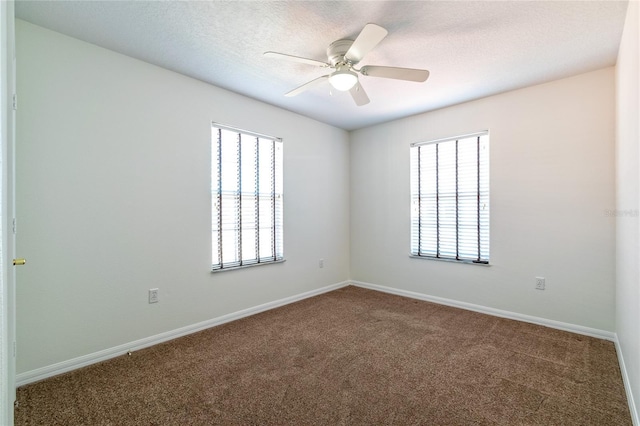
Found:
[285,75,330,97]
[360,66,429,82]
[345,23,388,64]
[349,81,370,106]
[264,51,329,68]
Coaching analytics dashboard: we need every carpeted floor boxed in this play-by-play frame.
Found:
[15,286,631,425]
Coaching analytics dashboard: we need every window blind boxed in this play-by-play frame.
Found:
[211,124,283,270]
[410,132,489,263]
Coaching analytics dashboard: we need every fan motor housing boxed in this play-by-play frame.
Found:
[327,39,354,67]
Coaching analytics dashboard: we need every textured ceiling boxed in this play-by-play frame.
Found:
[16,1,628,131]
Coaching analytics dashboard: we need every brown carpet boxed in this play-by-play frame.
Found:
[15,286,631,425]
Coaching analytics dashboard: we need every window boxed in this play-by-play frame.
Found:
[410,132,489,264]
[211,124,283,271]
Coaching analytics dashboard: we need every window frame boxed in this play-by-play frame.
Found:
[410,131,490,265]
[211,122,284,272]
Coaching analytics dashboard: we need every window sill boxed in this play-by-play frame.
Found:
[409,255,490,266]
[211,259,286,273]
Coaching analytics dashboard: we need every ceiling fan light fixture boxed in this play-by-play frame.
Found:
[329,66,358,91]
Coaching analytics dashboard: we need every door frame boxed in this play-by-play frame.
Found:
[1,1,16,424]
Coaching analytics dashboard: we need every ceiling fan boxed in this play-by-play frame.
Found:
[264,23,430,106]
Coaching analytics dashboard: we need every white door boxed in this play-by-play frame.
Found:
[1,1,17,424]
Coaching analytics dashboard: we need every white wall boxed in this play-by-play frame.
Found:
[615,0,640,422]
[15,20,350,374]
[15,15,623,386]
[350,68,616,332]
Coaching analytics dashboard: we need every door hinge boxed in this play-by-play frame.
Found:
[12,218,16,235]
[12,93,17,111]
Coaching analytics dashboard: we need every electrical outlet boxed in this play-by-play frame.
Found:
[149,288,159,303]
[319,259,324,268]
[535,277,545,291]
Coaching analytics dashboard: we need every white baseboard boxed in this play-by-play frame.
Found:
[16,281,350,387]
[16,279,620,385]
[614,335,639,426]
[350,280,616,341]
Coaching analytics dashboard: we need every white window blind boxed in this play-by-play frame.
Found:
[211,124,283,270]
[410,132,489,263]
